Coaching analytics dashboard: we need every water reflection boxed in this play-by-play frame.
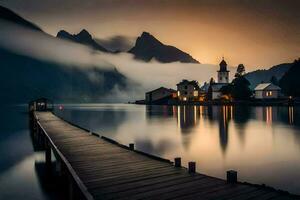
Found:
[55,104,300,195]
[289,106,294,124]
[0,105,66,200]
[146,105,299,155]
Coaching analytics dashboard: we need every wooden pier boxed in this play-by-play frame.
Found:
[30,111,299,200]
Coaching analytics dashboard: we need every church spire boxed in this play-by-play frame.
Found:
[217,57,230,83]
[219,57,228,72]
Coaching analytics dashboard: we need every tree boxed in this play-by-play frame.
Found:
[235,64,246,78]
[220,84,233,96]
[270,76,279,86]
[280,59,300,97]
[209,77,215,85]
[231,76,252,100]
[220,76,252,100]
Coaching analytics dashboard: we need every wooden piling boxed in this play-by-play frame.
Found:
[68,174,75,200]
[174,157,181,167]
[227,170,238,184]
[188,162,196,173]
[129,143,134,150]
[45,142,51,170]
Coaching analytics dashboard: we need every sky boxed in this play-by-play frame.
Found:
[1,0,300,68]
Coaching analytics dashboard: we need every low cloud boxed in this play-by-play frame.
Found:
[0,20,114,71]
[95,35,135,52]
[0,20,235,102]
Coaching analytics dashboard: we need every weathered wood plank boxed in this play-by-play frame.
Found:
[34,111,299,200]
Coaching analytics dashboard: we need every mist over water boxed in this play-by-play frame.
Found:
[0,20,232,102]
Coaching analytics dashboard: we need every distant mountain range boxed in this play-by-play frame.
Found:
[0,5,296,103]
[129,32,200,63]
[56,29,200,63]
[57,29,109,52]
[0,5,129,103]
[245,63,292,89]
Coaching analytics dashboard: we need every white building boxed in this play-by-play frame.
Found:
[254,83,281,99]
[145,87,176,104]
[210,83,228,100]
[177,80,200,101]
[210,58,230,100]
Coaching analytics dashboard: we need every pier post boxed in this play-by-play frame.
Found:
[68,174,75,200]
[56,159,63,177]
[45,141,51,170]
[68,173,81,200]
[188,162,196,173]
[129,143,135,150]
[174,157,181,167]
[37,126,43,148]
[227,170,237,184]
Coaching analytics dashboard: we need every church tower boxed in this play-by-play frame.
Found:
[218,57,229,83]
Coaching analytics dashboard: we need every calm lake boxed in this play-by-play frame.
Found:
[1,104,300,199]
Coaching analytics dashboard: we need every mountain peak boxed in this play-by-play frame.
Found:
[77,29,92,39]
[137,32,162,47]
[56,29,108,52]
[129,32,199,63]
[57,30,72,38]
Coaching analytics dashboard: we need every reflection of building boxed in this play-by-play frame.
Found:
[146,105,175,118]
[145,87,176,104]
[207,106,232,153]
[177,80,200,101]
[254,83,281,99]
[218,106,232,153]
[177,106,200,133]
[288,106,294,124]
[209,58,230,100]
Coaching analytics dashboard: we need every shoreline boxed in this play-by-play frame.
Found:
[134,99,300,106]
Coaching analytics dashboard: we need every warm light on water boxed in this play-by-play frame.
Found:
[1,104,299,199]
[56,104,300,195]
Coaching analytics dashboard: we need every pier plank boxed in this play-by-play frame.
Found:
[33,111,298,200]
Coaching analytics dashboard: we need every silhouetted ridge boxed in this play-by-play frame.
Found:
[57,29,109,52]
[245,63,292,89]
[0,46,129,104]
[0,5,42,31]
[129,32,200,63]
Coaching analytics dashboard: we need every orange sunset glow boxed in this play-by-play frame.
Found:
[2,0,299,68]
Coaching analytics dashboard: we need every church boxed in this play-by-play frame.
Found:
[209,58,230,100]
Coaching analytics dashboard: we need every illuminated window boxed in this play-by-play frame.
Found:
[269,91,272,96]
[177,91,180,96]
[193,91,198,97]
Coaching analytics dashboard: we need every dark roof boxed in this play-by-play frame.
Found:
[220,59,227,66]
[218,58,229,72]
[146,87,176,94]
[177,79,200,89]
